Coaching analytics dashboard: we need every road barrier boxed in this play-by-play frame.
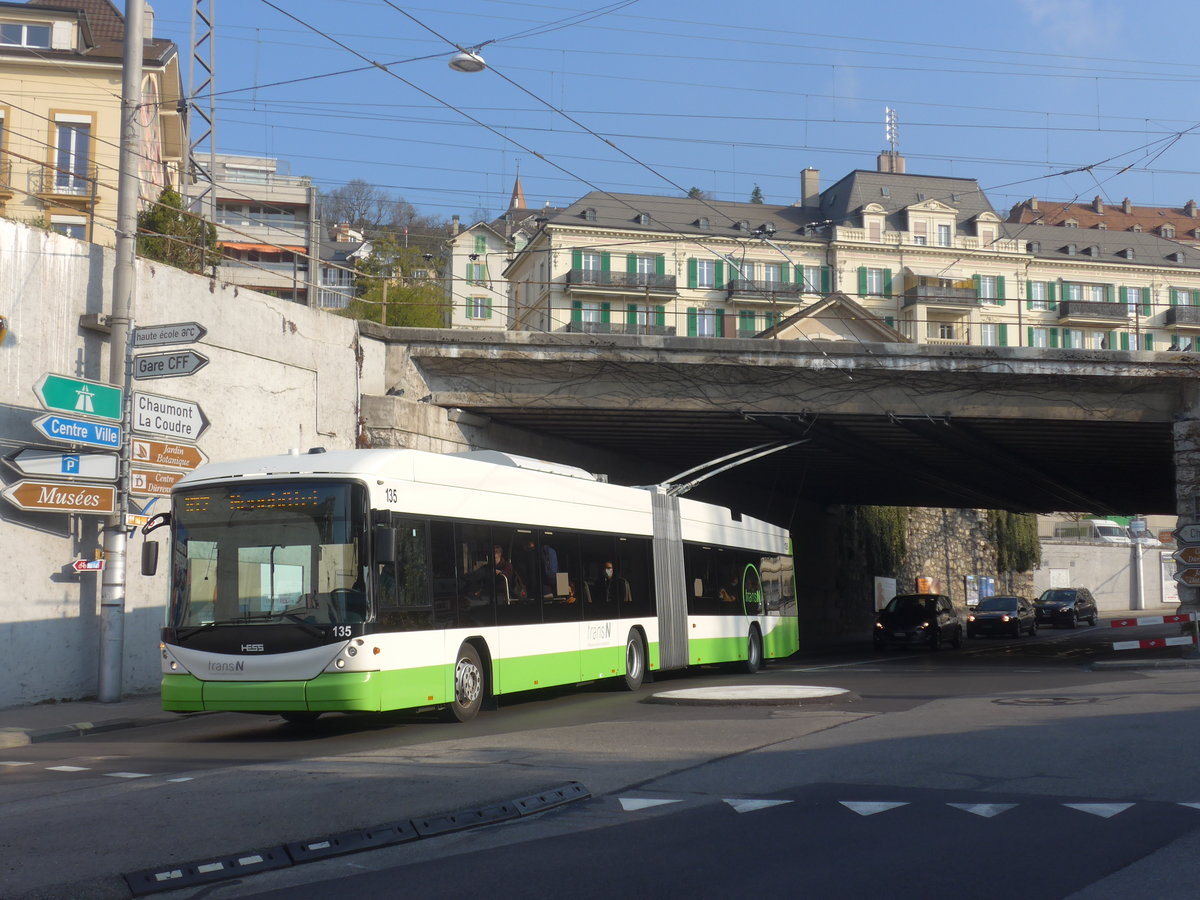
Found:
[1110,612,1199,651]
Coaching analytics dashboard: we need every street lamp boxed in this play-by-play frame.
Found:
[449,49,486,73]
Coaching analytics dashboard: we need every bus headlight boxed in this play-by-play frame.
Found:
[336,659,346,668]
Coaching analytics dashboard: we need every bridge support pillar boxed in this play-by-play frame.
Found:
[1174,388,1200,620]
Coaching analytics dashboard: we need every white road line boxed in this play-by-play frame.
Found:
[619,798,682,811]
[0,761,34,767]
[1063,803,1134,818]
[839,801,909,816]
[106,772,151,779]
[725,799,792,813]
[948,803,1018,818]
[45,765,89,772]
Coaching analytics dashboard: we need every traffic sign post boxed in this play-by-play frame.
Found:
[33,414,122,449]
[1,480,116,514]
[130,438,206,471]
[6,449,118,481]
[132,350,208,381]
[132,322,207,347]
[34,373,122,422]
[132,392,209,441]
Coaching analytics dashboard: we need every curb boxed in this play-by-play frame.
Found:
[0,713,188,749]
[1091,658,1200,670]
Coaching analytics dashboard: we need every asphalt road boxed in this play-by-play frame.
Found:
[5,619,1200,899]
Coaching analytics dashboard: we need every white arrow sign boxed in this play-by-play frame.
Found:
[6,449,118,481]
[132,350,208,380]
[133,322,207,347]
[132,392,209,441]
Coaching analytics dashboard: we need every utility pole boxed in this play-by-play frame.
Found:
[98,0,144,702]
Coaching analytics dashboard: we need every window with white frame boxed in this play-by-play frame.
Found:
[1063,283,1082,302]
[580,301,602,323]
[978,275,999,302]
[727,257,753,281]
[1063,328,1084,348]
[760,263,781,284]
[0,22,51,47]
[54,117,91,193]
[801,265,821,293]
[466,296,491,319]
[1121,286,1140,315]
[50,215,85,239]
[634,255,655,276]
[912,221,927,245]
[1089,331,1107,350]
[981,323,1000,346]
[937,223,952,247]
[1087,284,1106,302]
[936,321,956,340]
[1029,327,1049,348]
[696,259,715,288]
[695,308,718,336]
[1028,281,1047,310]
[579,251,600,272]
[865,268,885,295]
[466,262,487,284]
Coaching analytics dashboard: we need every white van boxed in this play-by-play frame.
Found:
[1053,519,1131,544]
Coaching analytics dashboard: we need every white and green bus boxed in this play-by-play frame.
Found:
[142,448,798,722]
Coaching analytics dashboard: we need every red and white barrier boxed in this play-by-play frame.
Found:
[1113,635,1197,651]
[1110,613,1196,628]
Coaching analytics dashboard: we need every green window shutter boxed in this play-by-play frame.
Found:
[655,305,665,327]
[857,266,868,297]
[1048,282,1057,310]
[1062,330,1072,348]
[714,261,724,289]
[600,302,611,324]
[716,308,726,338]
[655,254,665,277]
[483,298,492,320]
[999,324,1008,347]
[1170,288,1180,306]
[780,263,789,284]
[474,235,486,254]
[687,258,697,289]
[1144,333,1154,351]
[1120,331,1130,351]
[1142,287,1151,317]
[1107,330,1117,349]
[1105,284,1115,303]
[600,251,610,272]
[571,300,582,323]
[794,265,804,285]
[1049,328,1059,348]
[996,275,1006,304]
[1027,326,1034,347]
[972,274,981,298]
[883,268,893,297]
[739,310,756,333]
[626,304,637,326]
[1026,282,1034,311]
[884,316,894,328]
[626,254,638,275]
[687,307,697,337]
[571,249,582,270]
[821,266,831,294]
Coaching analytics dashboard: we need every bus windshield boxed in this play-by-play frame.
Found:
[168,480,369,628]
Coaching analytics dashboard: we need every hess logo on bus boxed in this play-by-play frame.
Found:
[241,643,265,652]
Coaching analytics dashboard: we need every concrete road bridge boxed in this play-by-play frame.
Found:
[362,326,1200,525]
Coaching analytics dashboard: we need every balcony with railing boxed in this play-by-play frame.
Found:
[565,269,677,296]
[35,164,99,201]
[1057,301,1131,325]
[726,278,804,303]
[1165,305,1200,331]
[564,320,677,336]
[901,283,979,308]
[0,159,12,200]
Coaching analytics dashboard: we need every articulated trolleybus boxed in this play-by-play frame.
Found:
[142,448,798,722]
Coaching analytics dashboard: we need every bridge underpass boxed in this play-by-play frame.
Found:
[367,327,1191,523]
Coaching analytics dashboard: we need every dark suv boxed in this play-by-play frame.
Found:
[874,593,964,651]
[1034,587,1098,628]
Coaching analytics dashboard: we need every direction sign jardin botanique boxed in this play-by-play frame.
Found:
[1,479,116,514]
[34,373,122,422]
[132,322,207,348]
[33,414,121,449]
[130,438,207,471]
[6,448,118,481]
[1174,567,1200,587]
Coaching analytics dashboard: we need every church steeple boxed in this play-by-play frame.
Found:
[508,171,526,211]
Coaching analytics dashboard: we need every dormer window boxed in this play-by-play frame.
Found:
[635,213,649,225]
[1083,245,1100,256]
[0,22,51,48]
[1027,241,1041,253]
[916,193,925,201]
[736,220,750,231]
[1162,224,1176,238]
[1119,248,1135,259]
[1168,251,1184,263]
[696,217,710,229]
[582,207,597,221]
[880,187,890,197]
[1130,224,1142,232]
[1095,223,1107,230]
[1064,243,1077,256]
[1064,219,1078,228]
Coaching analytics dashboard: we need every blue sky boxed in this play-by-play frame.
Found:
[153,0,1200,226]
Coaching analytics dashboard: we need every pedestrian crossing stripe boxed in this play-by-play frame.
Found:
[1064,803,1134,818]
[724,799,792,813]
[948,803,1017,818]
[619,798,682,811]
[839,801,909,816]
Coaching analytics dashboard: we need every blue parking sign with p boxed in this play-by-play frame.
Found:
[62,454,80,474]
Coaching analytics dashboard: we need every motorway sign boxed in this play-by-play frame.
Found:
[1173,567,1200,587]
[6,449,117,481]
[130,467,186,497]
[1174,524,1200,545]
[2,479,116,514]
[131,438,206,471]
[33,414,121,449]
[133,322,207,348]
[72,558,106,573]
[132,392,209,441]
[34,373,122,422]
[132,350,209,381]
[1174,546,1200,565]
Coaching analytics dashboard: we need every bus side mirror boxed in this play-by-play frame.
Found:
[374,527,395,565]
[141,541,159,576]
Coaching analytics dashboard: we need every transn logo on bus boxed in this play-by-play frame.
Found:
[241,644,264,652]
[209,661,245,672]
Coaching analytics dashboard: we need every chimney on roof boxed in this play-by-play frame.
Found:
[799,168,820,209]
[450,215,460,236]
[1187,200,1199,219]
[1029,197,1039,212]
[1122,197,1133,215]
[1092,196,1103,213]
[877,151,905,174]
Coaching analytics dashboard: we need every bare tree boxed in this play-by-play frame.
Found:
[321,179,416,233]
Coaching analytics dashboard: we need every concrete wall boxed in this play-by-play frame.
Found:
[0,219,371,707]
[1033,540,1176,612]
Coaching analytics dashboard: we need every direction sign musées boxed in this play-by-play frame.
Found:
[34,373,122,422]
[2,479,116,514]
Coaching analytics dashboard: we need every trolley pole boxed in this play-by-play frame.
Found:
[98,0,144,702]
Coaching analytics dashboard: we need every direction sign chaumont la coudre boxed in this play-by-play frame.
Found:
[6,448,117,481]
[33,414,121,449]
[2,479,116,515]
[34,373,122,422]
[132,322,207,348]
[132,392,209,441]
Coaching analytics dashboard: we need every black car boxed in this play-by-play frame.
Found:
[874,593,963,651]
[967,595,1037,638]
[1034,587,1098,628]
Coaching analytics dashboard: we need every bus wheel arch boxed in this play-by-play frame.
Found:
[621,626,648,691]
[446,639,490,722]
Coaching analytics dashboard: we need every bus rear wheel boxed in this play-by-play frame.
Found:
[447,643,484,723]
[622,629,646,691]
[743,627,763,674]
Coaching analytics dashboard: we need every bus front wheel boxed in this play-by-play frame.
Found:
[447,643,484,722]
[743,627,763,674]
[622,630,646,691]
